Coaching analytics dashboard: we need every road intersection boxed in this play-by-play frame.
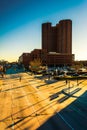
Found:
[0,72,87,130]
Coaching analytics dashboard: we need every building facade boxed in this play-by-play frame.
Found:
[18,53,31,68]
[42,19,72,54]
[18,19,74,68]
[41,19,74,66]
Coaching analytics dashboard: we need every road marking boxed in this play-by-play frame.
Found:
[39,90,74,129]
[21,89,31,106]
[57,112,74,130]
[10,84,15,130]
[28,76,74,130]
[19,81,41,127]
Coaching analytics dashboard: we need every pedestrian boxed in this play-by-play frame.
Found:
[66,80,67,85]
[19,76,21,82]
[0,88,2,92]
[77,79,79,86]
[1,73,4,78]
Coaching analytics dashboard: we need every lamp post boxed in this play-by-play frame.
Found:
[68,80,70,94]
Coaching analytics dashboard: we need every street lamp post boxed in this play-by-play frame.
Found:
[68,80,70,94]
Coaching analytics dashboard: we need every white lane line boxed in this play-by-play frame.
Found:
[21,89,31,106]
[39,90,74,130]
[25,73,74,129]
[28,94,41,126]
[10,84,15,130]
[29,79,74,130]
[20,87,41,127]
[57,112,74,130]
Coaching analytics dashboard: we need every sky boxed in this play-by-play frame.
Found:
[0,0,87,62]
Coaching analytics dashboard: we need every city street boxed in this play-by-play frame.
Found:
[0,72,87,130]
[1,0,87,130]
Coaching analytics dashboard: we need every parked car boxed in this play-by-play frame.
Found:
[71,73,79,76]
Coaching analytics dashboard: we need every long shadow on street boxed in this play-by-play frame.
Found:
[37,91,87,130]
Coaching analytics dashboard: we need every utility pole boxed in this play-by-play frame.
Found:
[68,80,70,94]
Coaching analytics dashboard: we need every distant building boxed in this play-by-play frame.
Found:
[30,49,47,63]
[19,50,74,68]
[18,53,31,68]
[46,52,74,66]
[42,19,72,54]
[18,19,75,68]
[42,19,74,66]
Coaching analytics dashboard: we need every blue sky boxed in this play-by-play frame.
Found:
[0,0,87,62]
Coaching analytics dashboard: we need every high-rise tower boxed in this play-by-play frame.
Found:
[42,22,57,52]
[42,19,72,54]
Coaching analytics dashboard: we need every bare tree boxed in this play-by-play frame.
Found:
[29,58,42,73]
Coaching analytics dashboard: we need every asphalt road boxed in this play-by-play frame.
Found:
[0,72,87,130]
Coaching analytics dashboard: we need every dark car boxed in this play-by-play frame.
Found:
[71,73,79,76]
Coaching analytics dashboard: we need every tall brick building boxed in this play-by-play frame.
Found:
[19,19,74,68]
[42,19,72,54]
